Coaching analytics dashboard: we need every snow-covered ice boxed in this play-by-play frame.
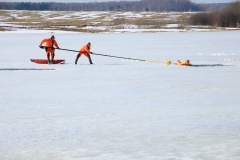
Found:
[0,30,240,160]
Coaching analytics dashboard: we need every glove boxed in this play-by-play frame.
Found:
[39,46,44,49]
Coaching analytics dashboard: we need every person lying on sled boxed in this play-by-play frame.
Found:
[75,42,93,65]
[39,35,59,64]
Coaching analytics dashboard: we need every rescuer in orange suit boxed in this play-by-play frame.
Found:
[39,35,59,64]
[75,42,93,65]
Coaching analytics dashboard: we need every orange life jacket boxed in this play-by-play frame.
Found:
[40,38,59,48]
[79,44,90,53]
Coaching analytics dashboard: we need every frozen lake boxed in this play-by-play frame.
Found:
[0,30,240,160]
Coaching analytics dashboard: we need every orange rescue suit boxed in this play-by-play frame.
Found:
[39,38,59,54]
[78,43,91,60]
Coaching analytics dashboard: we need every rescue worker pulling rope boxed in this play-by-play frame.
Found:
[39,35,59,64]
[75,42,93,65]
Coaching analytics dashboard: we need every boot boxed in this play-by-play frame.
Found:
[51,53,55,64]
[88,55,93,64]
[47,53,51,64]
[75,54,80,64]
[89,59,93,64]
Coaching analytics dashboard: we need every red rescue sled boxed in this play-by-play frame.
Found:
[30,59,65,64]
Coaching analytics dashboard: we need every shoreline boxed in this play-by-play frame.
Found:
[1,10,239,33]
[0,27,239,34]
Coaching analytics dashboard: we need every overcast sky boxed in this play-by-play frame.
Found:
[2,0,239,3]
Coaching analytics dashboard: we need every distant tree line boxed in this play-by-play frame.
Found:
[198,3,227,12]
[189,2,240,27]
[0,0,225,12]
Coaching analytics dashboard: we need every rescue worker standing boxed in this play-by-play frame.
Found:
[75,42,93,65]
[39,35,59,64]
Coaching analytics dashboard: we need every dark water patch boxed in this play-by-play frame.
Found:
[190,64,231,67]
[0,68,55,71]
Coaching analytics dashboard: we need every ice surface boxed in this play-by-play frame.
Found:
[0,30,240,160]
